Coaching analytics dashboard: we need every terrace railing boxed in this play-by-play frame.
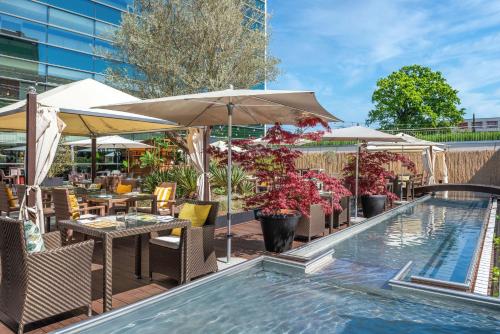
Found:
[384,125,500,143]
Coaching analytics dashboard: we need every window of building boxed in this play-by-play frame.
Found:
[458,122,468,128]
[0,55,46,81]
[47,65,92,84]
[0,0,47,23]
[472,121,483,127]
[47,46,93,71]
[486,120,498,128]
[95,3,122,25]
[49,7,93,35]
[48,27,94,53]
[97,0,133,11]
[95,20,116,39]
[95,38,115,57]
[43,0,95,17]
[0,35,46,62]
[0,15,47,42]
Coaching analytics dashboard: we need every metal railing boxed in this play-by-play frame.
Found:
[384,126,500,143]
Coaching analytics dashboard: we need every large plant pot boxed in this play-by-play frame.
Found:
[258,212,301,253]
[361,195,387,218]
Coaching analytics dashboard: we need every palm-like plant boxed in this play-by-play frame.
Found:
[209,162,249,195]
[139,150,164,169]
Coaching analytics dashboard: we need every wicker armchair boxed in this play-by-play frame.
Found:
[0,181,19,216]
[149,200,219,282]
[332,195,351,228]
[0,217,94,334]
[52,188,105,225]
[138,182,176,216]
[296,204,325,242]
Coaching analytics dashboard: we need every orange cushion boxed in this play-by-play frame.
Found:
[116,183,132,194]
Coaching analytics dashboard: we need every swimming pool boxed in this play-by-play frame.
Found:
[56,192,499,334]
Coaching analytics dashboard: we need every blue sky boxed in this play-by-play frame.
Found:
[267,0,500,125]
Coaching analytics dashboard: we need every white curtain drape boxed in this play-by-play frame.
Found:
[422,147,436,185]
[19,106,66,233]
[187,128,209,200]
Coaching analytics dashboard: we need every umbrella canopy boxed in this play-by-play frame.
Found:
[322,126,404,142]
[97,88,340,125]
[210,140,244,152]
[366,133,444,152]
[97,87,339,263]
[64,135,153,149]
[0,78,179,135]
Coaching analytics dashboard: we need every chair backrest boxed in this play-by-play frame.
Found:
[0,182,11,212]
[121,178,138,190]
[158,182,177,201]
[52,188,72,221]
[183,200,219,226]
[0,217,28,318]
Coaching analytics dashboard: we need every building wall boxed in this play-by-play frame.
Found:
[459,117,500,132]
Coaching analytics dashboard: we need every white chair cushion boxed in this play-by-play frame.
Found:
[150,235,180,249]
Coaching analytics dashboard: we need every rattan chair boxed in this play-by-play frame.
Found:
[332,195,351,228]
[296,204,325,242]
[0,216,94,334]
[0,169,15,185]
[138,182,177,216]
[52,188,105,225]
[15,184,55,232]
[149,200,219,283]
[0,181,19,216]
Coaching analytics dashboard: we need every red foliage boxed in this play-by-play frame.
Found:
[342,144,416,201]
[210,118,351,217]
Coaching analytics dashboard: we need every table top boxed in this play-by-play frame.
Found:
[59,214,189,238]
[87,192,154,200]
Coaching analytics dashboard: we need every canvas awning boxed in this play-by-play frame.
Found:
[0,79,179,135]
[366,133,444,152]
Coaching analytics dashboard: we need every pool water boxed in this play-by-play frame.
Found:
[330,193,490,284]
[60,192,500,334]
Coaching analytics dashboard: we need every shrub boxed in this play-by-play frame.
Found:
[142,166,199,199]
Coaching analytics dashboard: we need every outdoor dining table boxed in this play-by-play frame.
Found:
[87,192,157,214]
[58,215,191,312]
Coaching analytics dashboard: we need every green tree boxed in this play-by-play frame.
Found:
[367,65,465,129]
[101,0,279,98]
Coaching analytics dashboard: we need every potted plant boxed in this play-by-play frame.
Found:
[343,145,416,218]
[44,144,72,186]
[211,118,350,253]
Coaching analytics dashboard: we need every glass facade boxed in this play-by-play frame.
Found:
[0,0,266,138]
[0,0,129,106]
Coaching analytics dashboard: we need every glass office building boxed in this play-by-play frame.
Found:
[0,0,266,137]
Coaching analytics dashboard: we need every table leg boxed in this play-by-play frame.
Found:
[135,235,142,279]
[151,197,157,215]
[103,235,113,312]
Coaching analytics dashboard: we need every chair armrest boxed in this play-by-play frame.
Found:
[79,203,88,209]
[42,231,62,250]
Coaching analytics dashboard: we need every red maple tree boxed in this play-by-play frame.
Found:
[210,118,351,217]
[342,144,416,200]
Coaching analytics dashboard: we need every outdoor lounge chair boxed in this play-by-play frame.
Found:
[0,181,19,217]
[332,195,351,228]
[0,216,94,334]
[149,200,219,283]
[296,204,325,242]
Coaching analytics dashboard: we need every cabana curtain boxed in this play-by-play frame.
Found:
[19,106,66,233]
[422,148,436,185]
[187,128,209,200]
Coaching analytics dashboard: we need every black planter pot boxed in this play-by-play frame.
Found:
[361,195,387,218]
[258,212,301,253]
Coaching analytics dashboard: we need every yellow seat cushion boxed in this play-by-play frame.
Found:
[154,186,172,209]
[88,183,101,190]
[171,203,211,236]
[68,194,80,220]
[116,183,132,194]
[6,187,17,208]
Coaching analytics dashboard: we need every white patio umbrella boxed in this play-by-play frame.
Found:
[97,87,339,262]
[367,133,446,186]
[0,78,178,135]
[210,140,244,152]
[322,126,404,220]
[64,135,153,149]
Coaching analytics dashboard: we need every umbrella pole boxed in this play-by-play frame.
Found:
[226,102,234,263]
[354,139,359,220]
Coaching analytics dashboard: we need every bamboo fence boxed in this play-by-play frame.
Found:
[295,150,500,186]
